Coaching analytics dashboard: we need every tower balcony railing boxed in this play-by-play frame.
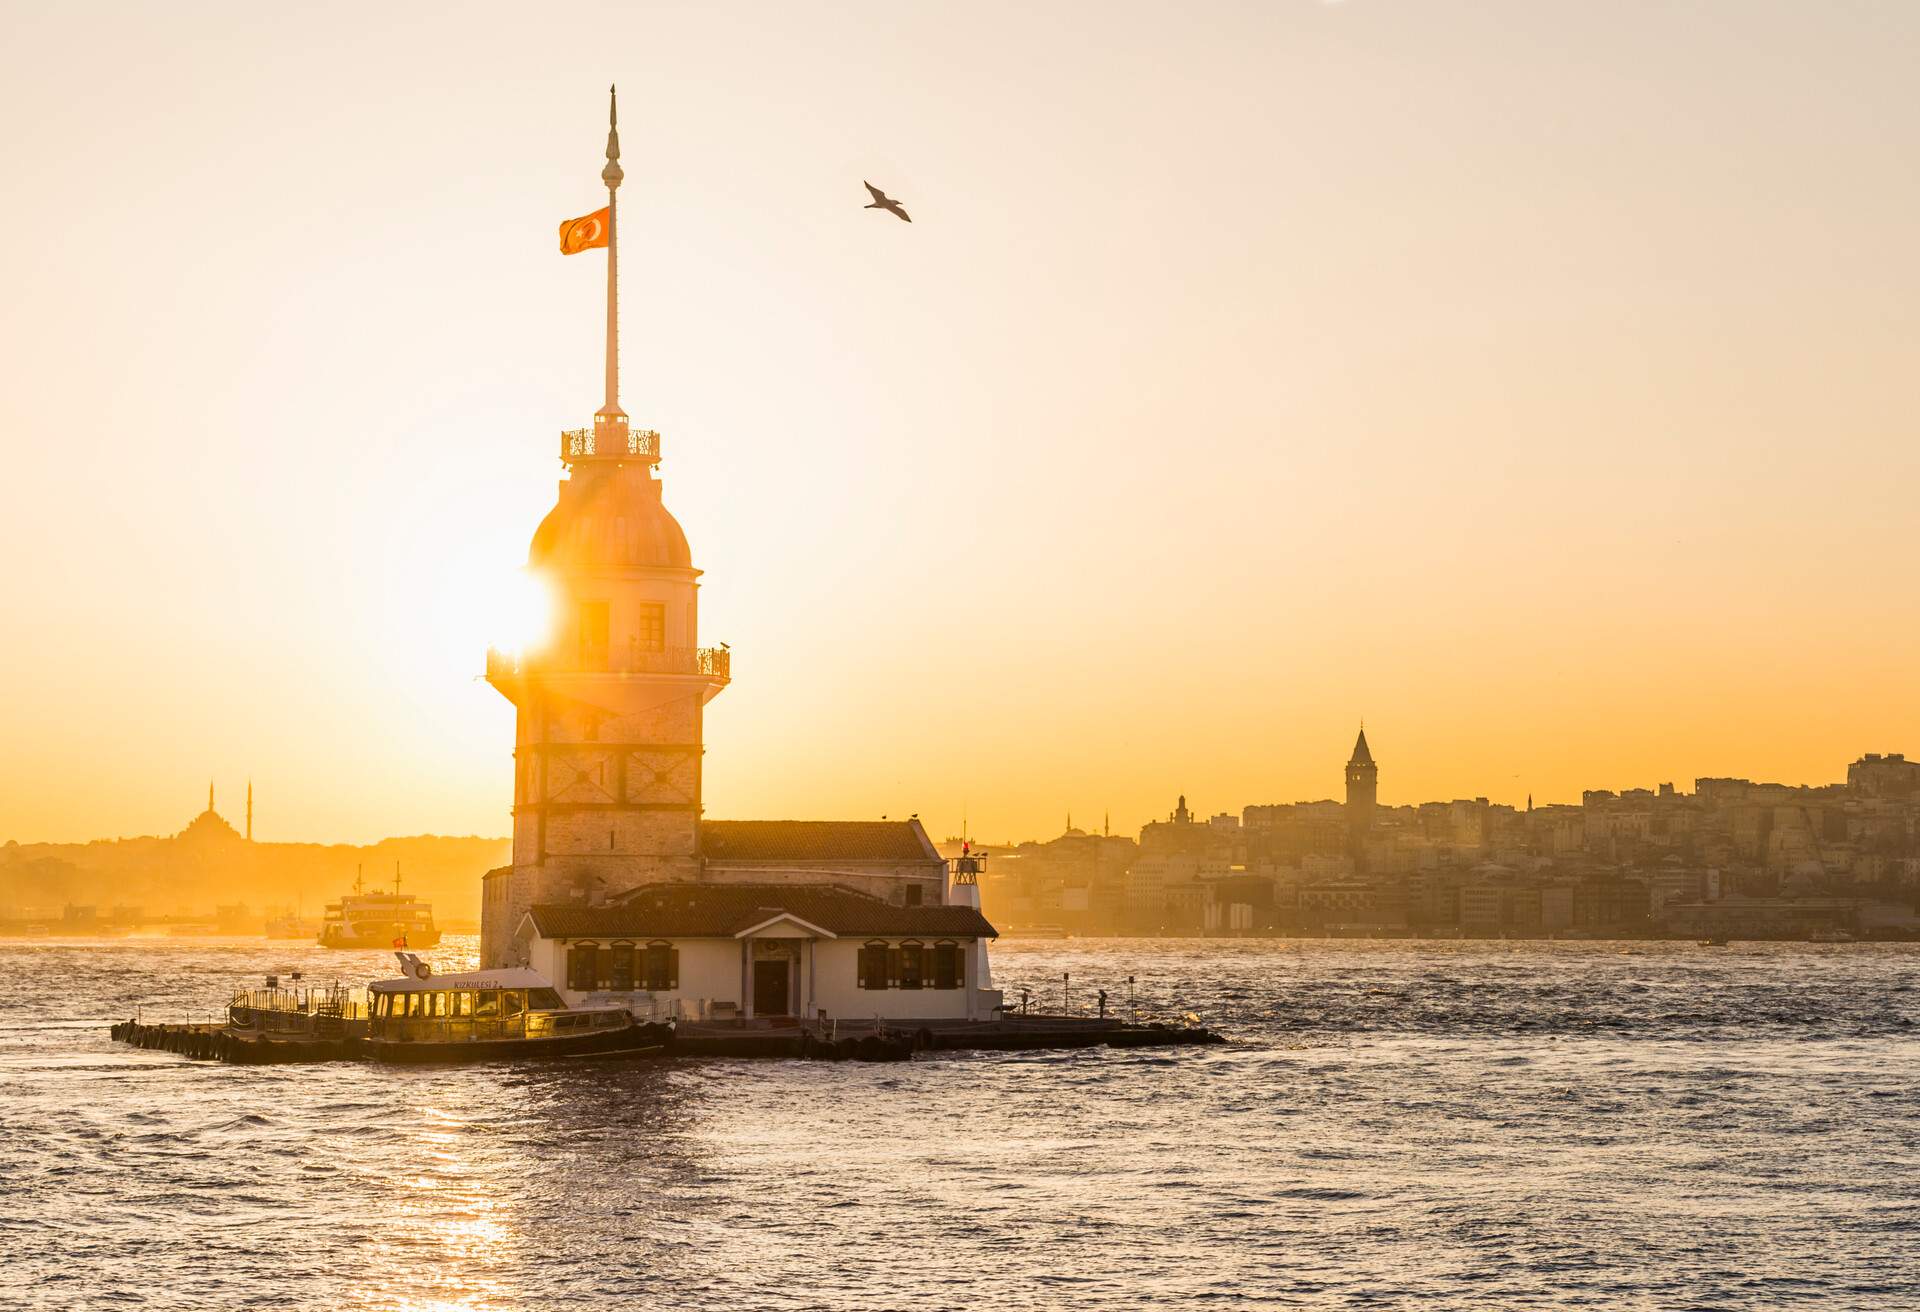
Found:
[487,644,730,681]
[561,427,662,461]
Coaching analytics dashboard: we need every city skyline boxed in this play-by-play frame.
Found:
[4,2,1918,845]
[10,732,1909,851]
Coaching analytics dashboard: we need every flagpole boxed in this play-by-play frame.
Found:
[602,84,623,417]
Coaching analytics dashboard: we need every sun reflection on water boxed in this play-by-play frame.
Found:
[354,1100,528,1312]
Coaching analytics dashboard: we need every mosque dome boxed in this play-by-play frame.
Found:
[528,466,693,571]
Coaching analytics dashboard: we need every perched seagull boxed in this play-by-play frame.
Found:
[863,181,911,223]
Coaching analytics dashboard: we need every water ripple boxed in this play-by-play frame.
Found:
[2,937,1919,1309]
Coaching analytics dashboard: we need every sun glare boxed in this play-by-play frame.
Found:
[490,569,555,656]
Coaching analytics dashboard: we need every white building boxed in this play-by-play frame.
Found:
[518,874,998,1022]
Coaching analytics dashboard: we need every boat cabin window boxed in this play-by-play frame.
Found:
[452,991,473,1018]
[503,991,525,1018]
[474,990,500,1019]
[529,988,565,1010]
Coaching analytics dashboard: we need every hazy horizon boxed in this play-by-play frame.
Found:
[4,1,1917,846]
[0,741,1897,849]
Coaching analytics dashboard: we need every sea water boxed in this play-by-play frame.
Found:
[2,936,1916,1309]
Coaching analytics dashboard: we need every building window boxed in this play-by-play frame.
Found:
[858,940,890,990]
[607,942,635,991]
[904,884,923,907]
[641,941,678,991]
[578,601,610,671]
[898,940,925,990]
[931,941,962,990]
[567,941,599,991]
[636,603,666,653]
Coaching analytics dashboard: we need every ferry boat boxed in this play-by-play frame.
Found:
[364,954,666,1063]
[318,867,440,949]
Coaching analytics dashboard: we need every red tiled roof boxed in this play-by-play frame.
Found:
[700,820,938,863]
[526,882,994,940]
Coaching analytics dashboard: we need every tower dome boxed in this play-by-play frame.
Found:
[528,464,692,571]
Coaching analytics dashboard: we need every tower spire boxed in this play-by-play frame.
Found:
[601,84,623,419]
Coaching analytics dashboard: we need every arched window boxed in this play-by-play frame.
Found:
[608,941,635,991]
[931,940,962,990]
[898,940,926,990]
[858,940,890,990]
[641,940,678,991]
[568,941,600,991]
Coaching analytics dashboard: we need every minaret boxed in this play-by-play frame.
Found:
[207,780,215,815]
[246,780,253,842]
[1345,725,1377,867]
[481,87,731,968]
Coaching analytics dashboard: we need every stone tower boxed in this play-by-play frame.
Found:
[480,88,731,967]
[1345,726,1377,864]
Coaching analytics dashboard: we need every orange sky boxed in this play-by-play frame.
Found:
[2,2,1916,845]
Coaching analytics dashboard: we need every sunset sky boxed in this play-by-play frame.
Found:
[2,1,1916,845]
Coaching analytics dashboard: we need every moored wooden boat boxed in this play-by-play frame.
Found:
[363,957,667,1063]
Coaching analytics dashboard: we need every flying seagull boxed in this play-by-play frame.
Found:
[863,181,911,223]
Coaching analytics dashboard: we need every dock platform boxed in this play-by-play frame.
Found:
[110,1014,1224,1065]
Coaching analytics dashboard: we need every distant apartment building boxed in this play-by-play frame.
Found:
[1849,753,1920,799]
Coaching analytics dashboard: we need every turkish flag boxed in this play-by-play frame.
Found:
[559,207,610,255]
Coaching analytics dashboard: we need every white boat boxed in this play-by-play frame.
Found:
[318,867,439,949]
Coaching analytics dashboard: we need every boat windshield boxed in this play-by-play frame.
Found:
[370,986,597,1042]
